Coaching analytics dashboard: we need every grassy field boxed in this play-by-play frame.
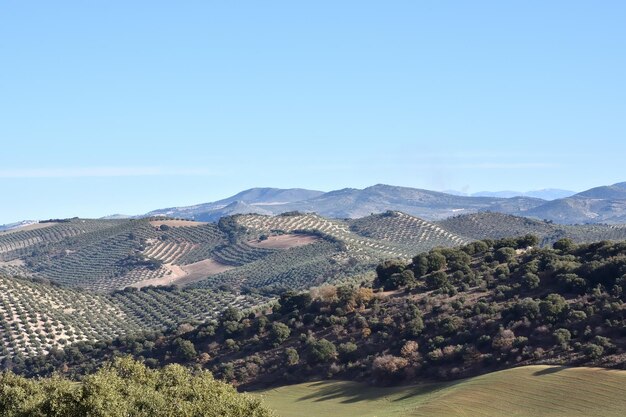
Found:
[258,366,626,417]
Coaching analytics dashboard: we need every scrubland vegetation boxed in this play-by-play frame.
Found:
[3,212,626,416]
[15,236,626,389]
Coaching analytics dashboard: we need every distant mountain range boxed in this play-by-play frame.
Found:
[145,188,324,222]
[0,220,38,232]
[476,189,576,200]
[143,182,626,224]
[5,183,623,229]
[145,185,544,222]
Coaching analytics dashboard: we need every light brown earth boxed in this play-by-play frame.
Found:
[149,219,208,228]
[0,222,56,235]
[247,234,318,249]
[130,259,233,288]
[0,259,25,267]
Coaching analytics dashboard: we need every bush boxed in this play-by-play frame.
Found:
[495,247,516,263]
[269,323,291,347]
[174,338,197,361]
[584,343,604,359]
[338,342,358,361]
[553,328,571,349]
[406,317,425,337]
[557,273,587,294]
[400,341,420,361]
[375,260,407,289]
[306,338,337,364]
[0,357,276,417]
[372,355,409,379]
[285,348,299,366]
[521,273,540,290]
[539,294,568,322]
[427,252,447,272]
[553,238,575,252]
[425,271,448,289]
[279,291,312,314]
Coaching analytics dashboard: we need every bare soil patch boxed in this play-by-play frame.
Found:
[149,220,208,228]
[0,222,56,235]
[0,259,25,267]
[130,259,233,288]
[248,234,319,249]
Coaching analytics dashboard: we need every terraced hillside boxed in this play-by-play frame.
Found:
[111,286,266,329]
[260,366,626,417]
[0,276,267,361]
[192,239,369,294]
[0,276,140,361]
[0,219,127,262]
[4,213,625,295]
[235,212,468,260]
[437,212,626,246]
[349,211,470,250]
[0,218,231,291]
[4,212,626,363]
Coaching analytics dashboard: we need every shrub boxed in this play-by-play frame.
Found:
[427,252,447,272]
[553,238,575,252]
[269,323,291,347]
[306,338,337,364]
[0,357,276,417]
[174,338,197,361]
[406,317,425,338]
[539,294,568,322]
[372,355,409,379]
[285,348,299,366]
[338,342,358,361]
[495,247,516,264]
[492,329,516,351]
[521,273,540,290]
[400,341,420,361]
[584,343,604,359]
[425,271,448,289]
[557,273,587,294]
[553,328,571,349]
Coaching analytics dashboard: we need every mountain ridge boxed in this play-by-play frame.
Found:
[143,182,626,225]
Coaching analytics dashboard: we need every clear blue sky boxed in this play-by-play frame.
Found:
[1,1,625,223]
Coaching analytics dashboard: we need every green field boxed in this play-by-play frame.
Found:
[258,366,626,417]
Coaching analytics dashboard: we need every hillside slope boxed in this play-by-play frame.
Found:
[22,236,626,386]
[260,366,626,417]
[437,212,626,244]
[524,182,626,224]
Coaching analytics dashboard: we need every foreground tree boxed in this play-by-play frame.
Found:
[0,357,275,417]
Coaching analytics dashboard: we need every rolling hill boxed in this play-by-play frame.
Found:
[20,236,626,402]
[3,210,626,363]
[525,184,626,224]
[259,366,626,417]
[436,212,626,244]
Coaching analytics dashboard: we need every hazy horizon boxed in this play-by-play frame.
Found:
[0,182,591,224]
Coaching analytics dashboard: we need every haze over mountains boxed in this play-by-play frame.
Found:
[460,189,575,200]
[146,182,626,225]
[3,182,625,228]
